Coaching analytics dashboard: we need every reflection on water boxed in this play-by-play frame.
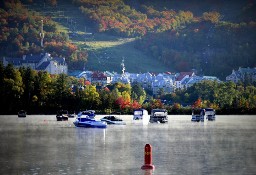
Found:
[0,115,256,175]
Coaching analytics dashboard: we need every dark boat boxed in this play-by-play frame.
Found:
[18,110,26,118]
[56,110,69,121]
[150,109,168,123]
[100,115,126,125]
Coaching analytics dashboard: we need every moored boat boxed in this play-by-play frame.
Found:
[73,110,107,128]
[150,109,168,123]
[191,115,200,122]
[56,110,69,121]
[205,108,216,121]
[18,110,26,118]
[100,115,126,125]
[191,108,201,122]
[133,109,150,125]
[191,108,216,122]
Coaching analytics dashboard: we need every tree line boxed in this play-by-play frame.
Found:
[1,63,256,115]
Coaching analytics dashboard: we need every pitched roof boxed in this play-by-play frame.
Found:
[176,72,194,81]
[91,71,107,78]
[23,54,44,63]
[52,57,66,65]
[5,53,45,66]
[5,57,21,66]
[36,61,50,70]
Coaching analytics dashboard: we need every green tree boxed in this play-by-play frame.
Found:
[3,64,24,112]
[34,71,52,112]
[214,81,237,108]
[52,73,72,109]
[131,83,146,104]
[80,85,100,109]
[20,67,36,111]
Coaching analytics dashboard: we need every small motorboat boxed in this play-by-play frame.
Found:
[150,109,168,123]
[18,110,26,118]
[56,110,69,121]
[100,115,126,125]
[191,115,200,122]
[133,109,150,125]
[205,108,216,121]
[191,108,201,122]
[73,110,107,128]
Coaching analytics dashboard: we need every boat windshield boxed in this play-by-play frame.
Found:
[134,110,142,115]
[205,108,214,111]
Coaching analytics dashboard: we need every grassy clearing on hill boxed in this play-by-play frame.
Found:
[25,0,169,73]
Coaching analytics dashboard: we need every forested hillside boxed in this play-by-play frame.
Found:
[1,0,256,79]
[0,0,88,68]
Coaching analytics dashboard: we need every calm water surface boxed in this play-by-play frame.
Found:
[0,115,256,175]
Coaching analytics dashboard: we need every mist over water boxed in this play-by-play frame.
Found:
[0,115,255,175]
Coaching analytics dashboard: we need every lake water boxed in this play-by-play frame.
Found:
[0,115,255,175]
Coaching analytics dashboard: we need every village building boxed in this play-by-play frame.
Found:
[90,71,108,86]
[2,53,68,74]
[175,72,195,89]
[72,67,224,94]
[226,67,256,83]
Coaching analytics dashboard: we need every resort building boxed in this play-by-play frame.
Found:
[2,53,68,74]
[226,67,256,83]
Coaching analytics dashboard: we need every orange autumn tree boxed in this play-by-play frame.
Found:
[193,98,202,108]
[115,96,130,110]
[130,100,141,109]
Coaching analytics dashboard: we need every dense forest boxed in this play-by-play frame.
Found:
[1,63,256,115]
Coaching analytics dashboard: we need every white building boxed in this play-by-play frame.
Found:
[175,72,195,89]
[2,53,68,74]
[226,67,256,83]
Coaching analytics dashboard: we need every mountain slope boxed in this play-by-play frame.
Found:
[2,0,256,79]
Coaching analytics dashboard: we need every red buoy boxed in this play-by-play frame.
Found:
[141,144,155,170]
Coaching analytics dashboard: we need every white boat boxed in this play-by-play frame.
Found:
[73,110,107,128]
[133,109,150,125]
[205,108,216,121]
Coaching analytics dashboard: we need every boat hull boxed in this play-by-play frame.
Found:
[73,121,107,128]
[56,115,68,121]
[100,119,126,125]
[18,110,26,118]
[100,116,126,125]
[207,115,216,121]
[191,115,200,122]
